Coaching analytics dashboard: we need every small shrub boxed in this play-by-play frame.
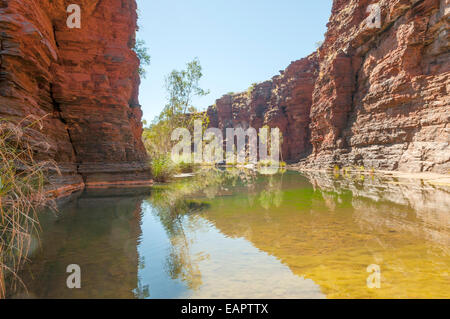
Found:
[177,161,194,174]
[247,83,258,96]
[257,159,278,167]
[133,39,151,78]
[151,156,176,182]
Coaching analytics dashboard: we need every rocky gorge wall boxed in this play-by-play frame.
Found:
[0,0,150,196]
[207,0,449,173]
[207,54,319,162]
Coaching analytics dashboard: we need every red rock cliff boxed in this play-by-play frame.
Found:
[309,0,449,172]
[208,0,449,172]
[0,0,150,195]
[207,54,319,162]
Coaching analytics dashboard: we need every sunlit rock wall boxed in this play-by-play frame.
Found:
[308,0,449,173]
[207,54,319,162]
[208,0,449,172]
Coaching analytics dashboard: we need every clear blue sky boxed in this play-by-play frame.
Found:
[136,0,333,123]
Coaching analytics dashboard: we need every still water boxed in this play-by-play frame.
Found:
[15,170,449,298]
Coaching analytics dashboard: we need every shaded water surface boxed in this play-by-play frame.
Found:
[14,170,450,298]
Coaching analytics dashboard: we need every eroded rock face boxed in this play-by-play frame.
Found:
[208,0,449,172]
[309,0,449,173]
[207,54,319,162]
[0,0,150,195]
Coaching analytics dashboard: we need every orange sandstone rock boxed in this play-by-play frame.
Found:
[208,0,449,173]
[207,54,319,162]
[308,0,449,172]
[0,0,150,195]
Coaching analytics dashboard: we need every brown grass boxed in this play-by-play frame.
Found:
[0,115,57,298]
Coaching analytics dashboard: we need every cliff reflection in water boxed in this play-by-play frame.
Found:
[194,170,449,298]
[14,169,450,299]
[136,169,324,298]
[15,188,148,299]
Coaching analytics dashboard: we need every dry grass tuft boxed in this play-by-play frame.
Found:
[0,115,57,298]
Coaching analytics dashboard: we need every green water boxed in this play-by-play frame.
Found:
[13,170,450,298]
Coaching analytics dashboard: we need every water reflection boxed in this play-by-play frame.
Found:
[137,169,323,298]
[304,171,450,250]
[12,189,147,298]
[195,171,449,298]
[12,169,450,299]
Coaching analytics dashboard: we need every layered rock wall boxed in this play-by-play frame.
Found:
[208,0,449,172]
[310,0,449,172]
[207,54,319,162]
[0,0,150,195]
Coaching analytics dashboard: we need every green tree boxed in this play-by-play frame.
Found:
[161,57,209,127]
[133,39,151,78]
[142,58,210,180]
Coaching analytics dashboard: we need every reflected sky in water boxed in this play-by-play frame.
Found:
[137,205,323,298]
[12,170,450,299]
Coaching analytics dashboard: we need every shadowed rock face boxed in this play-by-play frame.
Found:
[208,0,449,172]
[0,0,150,195]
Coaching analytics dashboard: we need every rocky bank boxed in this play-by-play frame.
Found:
[207,0,449,173]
